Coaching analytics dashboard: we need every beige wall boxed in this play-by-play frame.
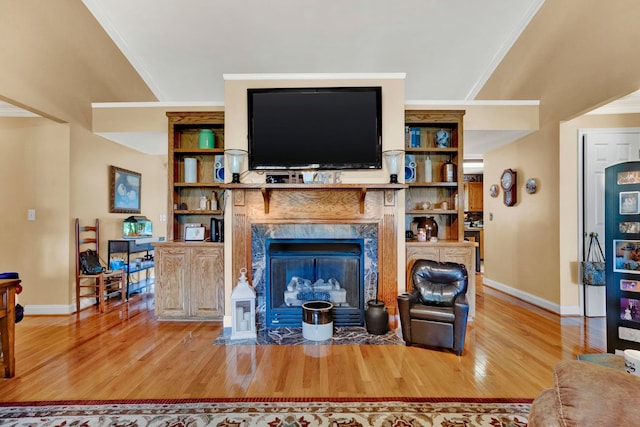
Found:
[0,116,166,313]
[478,0,640,313]
[69,126,167,307]
[483,124,561,308]
[0,1,160,313]
[0,118,70,306]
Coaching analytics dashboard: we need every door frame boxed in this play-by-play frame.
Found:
[578,127,640,315]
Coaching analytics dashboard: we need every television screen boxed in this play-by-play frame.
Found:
[248,87,382,170]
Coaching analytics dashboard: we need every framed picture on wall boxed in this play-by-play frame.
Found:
[619,191,639,215]
[621,279,640,293]
[109,166,141,214]
[620,297,640,323]
[614,240,640,274]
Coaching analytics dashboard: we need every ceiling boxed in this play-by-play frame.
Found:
[81,0,544,103]
[3,0,640,170]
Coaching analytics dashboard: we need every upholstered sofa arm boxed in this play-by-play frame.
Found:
[529,360,640,427]
[397,292,421,343]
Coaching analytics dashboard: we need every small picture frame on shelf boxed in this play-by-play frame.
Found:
[620,191,640,215]
[617,170,640,185]
[621,279,640,293]
[620,297,640,322]
[614,240,640,274]
[620,222,640,233]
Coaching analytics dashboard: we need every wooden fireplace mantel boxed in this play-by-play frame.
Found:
[225,184,405,319]
[221,183,406,214]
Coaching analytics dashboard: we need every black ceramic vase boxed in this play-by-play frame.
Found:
[365,299,389,335]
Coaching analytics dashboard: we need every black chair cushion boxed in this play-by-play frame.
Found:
[411,260,468,306]
[409,304,455,323]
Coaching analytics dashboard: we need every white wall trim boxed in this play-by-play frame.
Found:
[92,101,224,109]
[222,73,406,81]
[464,0,545,100]
[24,304,75,315]
[405,100,539,106]
[483,278,581,316]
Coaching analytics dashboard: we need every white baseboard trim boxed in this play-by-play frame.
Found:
[482,278,581,316]
[23,298,102,315]
[24,304,75,315]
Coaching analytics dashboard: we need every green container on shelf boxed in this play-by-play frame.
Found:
[198,129,215,149]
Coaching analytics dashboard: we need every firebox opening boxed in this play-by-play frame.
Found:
[265,238,365,327]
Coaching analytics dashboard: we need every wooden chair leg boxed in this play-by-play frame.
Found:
[120,271,126,304]
[98,274,105,313]
[75,279,81,313]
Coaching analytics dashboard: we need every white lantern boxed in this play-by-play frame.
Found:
[230,268,257,340]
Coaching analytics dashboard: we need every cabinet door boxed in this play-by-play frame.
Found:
[439,247,472,273]
[405,245,441,291]
[189,246,224,318]
[155,246,189,318]
[467,182,483,211]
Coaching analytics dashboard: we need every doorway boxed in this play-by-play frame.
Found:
[580,128,640,316]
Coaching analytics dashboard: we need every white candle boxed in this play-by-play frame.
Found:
[184,158,197,183]
[235,307,244,324]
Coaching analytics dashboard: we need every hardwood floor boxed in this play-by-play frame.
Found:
[0,275,605,402]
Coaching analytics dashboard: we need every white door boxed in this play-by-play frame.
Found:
[582,129,640,315]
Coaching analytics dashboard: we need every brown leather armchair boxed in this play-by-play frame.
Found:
[397,259,469,355]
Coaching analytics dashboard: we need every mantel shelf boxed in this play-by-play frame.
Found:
[220,183,406,214]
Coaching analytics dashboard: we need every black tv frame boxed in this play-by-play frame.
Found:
[247,86,382,171]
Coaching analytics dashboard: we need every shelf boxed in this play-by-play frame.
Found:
[127,277,154,295]
[405,110,464,241]
[221,183,406,214]
[174,182,222,188]
[174,209,223,215]
[407,182,457,188]
[406,209,458,215]
[405,147,458,153]
[174,148,224,154]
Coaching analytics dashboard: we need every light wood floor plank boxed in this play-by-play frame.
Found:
[0,277,605,401]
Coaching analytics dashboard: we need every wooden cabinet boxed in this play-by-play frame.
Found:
[167,112,225,241]
[154,242,224,319]
[404,110,465,241]
[464,181,483,212]
[406,241,477,319]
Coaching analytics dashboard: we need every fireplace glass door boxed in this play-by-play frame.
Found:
[266,239,364,327]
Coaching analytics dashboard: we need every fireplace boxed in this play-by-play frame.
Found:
[250,222,379,329]
[228,186,402,330]
[266,238,365,327]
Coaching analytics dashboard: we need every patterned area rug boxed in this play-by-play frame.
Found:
[213,326,404,345]
[0,397,531,426]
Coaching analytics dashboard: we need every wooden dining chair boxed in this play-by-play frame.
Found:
[75,218,125,313]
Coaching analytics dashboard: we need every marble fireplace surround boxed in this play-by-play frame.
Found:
[253,224,375,327]
[227,184,403,327]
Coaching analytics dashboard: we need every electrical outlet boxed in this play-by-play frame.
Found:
[27,209,36,221]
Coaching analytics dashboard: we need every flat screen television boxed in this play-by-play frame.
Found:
[247,86,382,170]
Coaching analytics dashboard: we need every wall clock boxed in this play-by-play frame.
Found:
[500,168,517,206]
